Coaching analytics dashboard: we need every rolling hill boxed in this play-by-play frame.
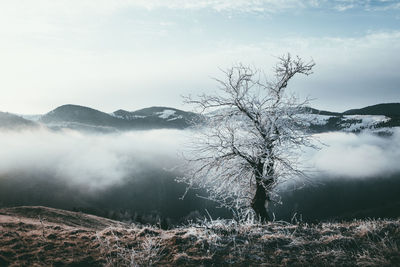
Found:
[40,104,131,132]
[343,103,400,116]
[0,112,38,130]
[1,102,399,133]
[112,106,201,129]
[39,104,201,132]
[307,103,400,133]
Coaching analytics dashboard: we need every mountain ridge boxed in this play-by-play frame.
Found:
[1,102,399,132]
[0,111,38,130]
[343,103,400,116]
[39,104,201,131]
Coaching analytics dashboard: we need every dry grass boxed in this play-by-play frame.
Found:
[1,206,400,266]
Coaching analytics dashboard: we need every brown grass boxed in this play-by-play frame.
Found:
[1,206,399,266]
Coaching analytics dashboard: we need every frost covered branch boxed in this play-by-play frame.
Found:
[178,54,317,222]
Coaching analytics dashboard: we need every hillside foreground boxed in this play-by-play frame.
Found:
[0,206,399,266]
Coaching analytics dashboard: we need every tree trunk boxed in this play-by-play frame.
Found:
[251,179,270,222]
[251,160,273,222]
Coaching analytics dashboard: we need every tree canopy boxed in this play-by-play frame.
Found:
[178,54,316,221]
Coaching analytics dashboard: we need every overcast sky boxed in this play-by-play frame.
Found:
[0,0,399,114]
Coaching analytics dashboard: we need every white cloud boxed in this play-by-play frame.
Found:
[0,0,397,21]
[334,4,354,11]
[0,0,398,114]
[0,0,304,18]
[366,2,400,11]
[1,28,399,113]
[215,31,400,111]
[97,0,400,12]
[116,0,306,13]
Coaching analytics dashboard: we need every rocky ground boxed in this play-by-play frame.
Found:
[0,206,399,266]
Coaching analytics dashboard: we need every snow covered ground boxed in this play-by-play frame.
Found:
[307,113,392,132]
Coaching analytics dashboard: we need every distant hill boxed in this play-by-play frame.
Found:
[41,104,116,125]
[343,103,400,116]
[40,104,202,132]
[112,106,201,129]
[0,112,38,130]
[40,104,131,132]
[302,107,342,116]
[3,102,399,133]
[304,103,400,133]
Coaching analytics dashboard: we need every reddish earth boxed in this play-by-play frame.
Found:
[0,206,399,266]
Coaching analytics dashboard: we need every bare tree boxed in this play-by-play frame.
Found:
[178,54,316,222]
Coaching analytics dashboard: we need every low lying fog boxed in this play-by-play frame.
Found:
[308,129,400,178]
[0,128,186,190]
[0,127,399,222]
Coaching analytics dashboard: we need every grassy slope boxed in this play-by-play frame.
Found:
[0,206,399,266]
